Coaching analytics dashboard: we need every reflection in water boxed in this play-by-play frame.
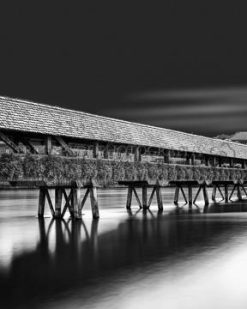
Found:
[1,189,247,308]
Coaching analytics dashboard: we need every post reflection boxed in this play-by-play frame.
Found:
[1,207,247,308]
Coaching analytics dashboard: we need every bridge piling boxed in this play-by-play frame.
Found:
[36,182,100,220]
[237,184,242,201]
[142,186,148,210]
[89,186,100,219]
[126,187,132,209]
[224,185,229,203]
[156,187,163,211]
[188,185,193,208]
[203,186,209,206]
[55,188,63,219]
[38,188,46,218]
[119,181,164,211]
[174,186,180,205]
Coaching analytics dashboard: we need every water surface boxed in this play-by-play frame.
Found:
[1,187,247,309]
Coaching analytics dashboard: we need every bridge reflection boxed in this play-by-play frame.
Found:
[1,206,247,308]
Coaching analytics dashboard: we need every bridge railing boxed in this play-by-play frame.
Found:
[0,153,246,187]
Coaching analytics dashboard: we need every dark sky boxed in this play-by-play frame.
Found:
[0,1,247,136]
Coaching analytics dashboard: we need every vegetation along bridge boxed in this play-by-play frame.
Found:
[0,96,247,219]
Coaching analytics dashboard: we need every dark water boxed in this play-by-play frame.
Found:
[1,187,247,309]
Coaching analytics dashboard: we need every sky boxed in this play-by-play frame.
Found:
[0,1,247,136]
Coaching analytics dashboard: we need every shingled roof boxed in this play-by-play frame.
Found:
[0,96,247,159]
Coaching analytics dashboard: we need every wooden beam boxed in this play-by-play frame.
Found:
[224,184,229,203]
[72,187,82,219]
[203,186,209,206]
[54,136,74,156]
[147,187,156,208]
[188,185,193,208]
[80,188,90,209]
[54,188,63,218]
[174,186,180,205]
[38,188,46,217]
[89,187,99,219]
[193,186,202,204]
[156,187,163,211]
[132,187,142,208]
[93,142,99,159]
[45,136,52,155]
[44,188,55,216]
[142,186,148,209]
[126,187,133,209]
[164,150,170,164]
[191,154,195,165]
[19,137,38,154]
[134,147,141,162]
[61,189,73,217]
[0,131,22,153]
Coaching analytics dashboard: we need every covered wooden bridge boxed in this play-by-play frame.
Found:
[0,96,247,218]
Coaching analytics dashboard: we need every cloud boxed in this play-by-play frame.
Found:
[105,86,247,136]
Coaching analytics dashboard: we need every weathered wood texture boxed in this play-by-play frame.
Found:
[37,184,99,220]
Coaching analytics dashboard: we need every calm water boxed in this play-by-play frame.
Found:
[1,187,247,308]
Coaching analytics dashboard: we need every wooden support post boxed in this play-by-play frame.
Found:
[90,187,99,219]
[217,186,225,201]
[133,188,142,208]
[38,188,46,218]
[229,158,234,168]
[147,187,156,208]
[54,188,63,218]
[229,184,236,201]
[156,187,163,211]
[142,186,148,209]
[174,186,180,205]
[203,185,209,206]
[193,186,202,204]
[61,189,73,218]
[188,185,193,208]
[164,150,170,164]
[80,188,90,210]
[224,184,229,203]
[44,188,55,217]
[93,142,99,159]
[191,154,195,165]
[237,184,242,201]
[212,185,216,202]
[46,136,52,155]
[126,187,133,209]
[205,156,209,166]
[71,187,82,219]
[134,147,141,162]
[104,145,109,159]
[180,187,188,204]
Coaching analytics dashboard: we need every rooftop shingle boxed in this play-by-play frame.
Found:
[0,96,246,159]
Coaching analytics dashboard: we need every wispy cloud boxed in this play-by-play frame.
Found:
[105,86,247,136]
